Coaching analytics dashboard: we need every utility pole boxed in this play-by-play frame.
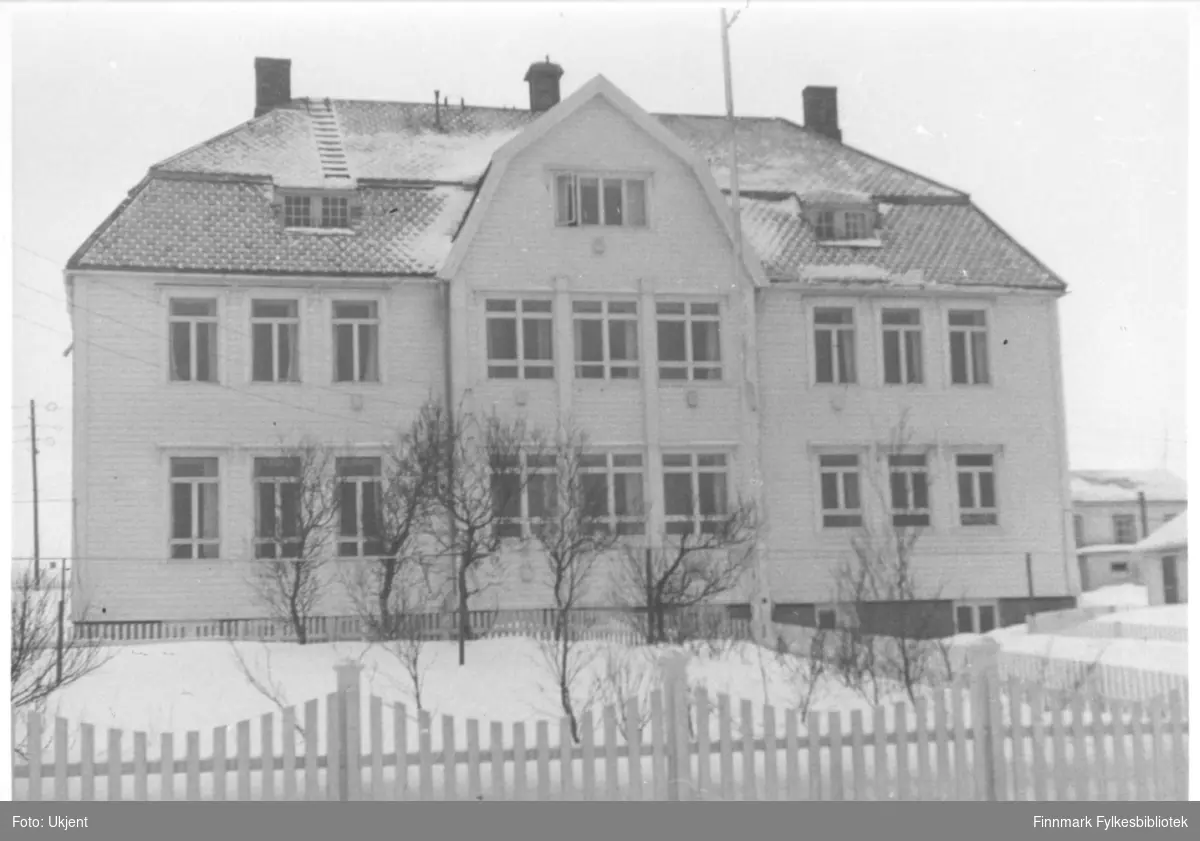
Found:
[30,399,42,586]
[720,8,744,260]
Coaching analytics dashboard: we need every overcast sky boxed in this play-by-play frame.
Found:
[5,2,1190,560]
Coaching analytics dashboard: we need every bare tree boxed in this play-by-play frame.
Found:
[247,438,340,645]
[11,570,111,727]
[613,499,758,645]
[431,407,546,666]
[828,412,956,704]
[344,400,447,642]
[527,425,621,742]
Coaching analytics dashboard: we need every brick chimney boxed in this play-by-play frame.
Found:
[524,57,564,113]
[803,86,841,142]
[255,57,292,118]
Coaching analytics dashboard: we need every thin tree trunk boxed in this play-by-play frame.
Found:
[457,557,468,666]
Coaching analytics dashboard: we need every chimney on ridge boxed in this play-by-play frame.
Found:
[524,56,564,113]
[802,86,841,142]
[255,57,292,118]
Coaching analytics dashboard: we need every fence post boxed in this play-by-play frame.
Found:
[969,637,1002,801]
[334,659,363,802]
[661,651,690,801]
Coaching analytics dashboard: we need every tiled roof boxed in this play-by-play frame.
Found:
[74,178,470,275]
[71,94,1061,290]
[1071,470,1189,504]
[740,196,1062,288]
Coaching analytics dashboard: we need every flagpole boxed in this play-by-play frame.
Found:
[721,8,744,262]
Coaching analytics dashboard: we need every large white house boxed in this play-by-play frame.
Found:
[65,57,1079,638]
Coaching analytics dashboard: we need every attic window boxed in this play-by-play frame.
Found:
[555,173,647,228]
[812,208,876,242]
[282,193,353,230]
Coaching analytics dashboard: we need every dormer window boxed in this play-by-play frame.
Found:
[844,211,869,239]
[815,211,836,239]
[280,192,354,230]
[555,173,647,228]
[809,206,877,242]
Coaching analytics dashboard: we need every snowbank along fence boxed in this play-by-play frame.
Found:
[1027,607,1187,645]
[12,639,1188,801]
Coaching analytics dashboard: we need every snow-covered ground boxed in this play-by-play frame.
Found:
[1089,604,1188,628]
[1077,583,1149,608]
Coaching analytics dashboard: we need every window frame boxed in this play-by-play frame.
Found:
[1111,513,1138,545]
[250,298,301,384]
[572,299,641,381]
[816,451,864,530]
[812,305,857,385]
[954,452,999,527]
[485,297,556,380]
[880,308,924,386]
[282,192,355,231]
[167,455,221,560]
[553,171,649,229]
[954,600,999,635]
[579,451,646,536]
[332,298,382,384]
[253,456,304,560]
[661,451,731,538]
[167,297,220,384]
[947,309,991,386]
[887,450,932,529]
[655,299,723,383]
[843,211,870,240]
[493,452,560,539]
[335,456,384,559]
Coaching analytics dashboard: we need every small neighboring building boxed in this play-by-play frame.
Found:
[1071,470,1186,591]
[1133,509,1187,605]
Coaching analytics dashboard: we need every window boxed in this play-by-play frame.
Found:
[333,301,379,383]
[284,196,312,228]
[844,211,869,239]
[956,454,998,526]
[337,457,383,557]
[814,307,856,384]
[321,197,349,229]
[284,194,351,230]
[254,457,301,559]
[949,310,990,385]
[882,309,923,385]
[1112,514,1137,545]
[815,606,838,631]
[486,298,554,380]
[819,454,862,528]
[1074,514,1085,547]
[554,173,647,227]
[580,453,645,535]
[656,301,722,381]
[573,300,639,379]
[1110,561,1130,574]
[169,457,219,559]
[815,211,836,240]
[955,602,997,634]
[251,300,299,382]
[888,453,931,528]
[169,299,218,383]
[492,454,558,539]
[662,453,729,537]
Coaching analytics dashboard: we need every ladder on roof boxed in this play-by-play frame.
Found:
[307,98,352,183]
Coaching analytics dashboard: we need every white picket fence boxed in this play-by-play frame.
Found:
[11,640,1189,801]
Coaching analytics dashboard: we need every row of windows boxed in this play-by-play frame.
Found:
[813,601,999,635]
[167,451,732,559]
[166,296,993,389]
[819,451,1000,530]
[1072,511,1177,548]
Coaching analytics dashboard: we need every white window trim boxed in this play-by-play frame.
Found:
[815,450,865,531]
[166,294,222,386]
[580,450,647,536]
[484,297,556,381]
[952,450,1001,529]
[885,449,933,529]
[880,307,924,386]
[946,307,993,388]
[661,451,733,538]
[281,191,356,232]
[249,297,302,384]
[655,299,724,384]
[165,453,223,562]
[494,453,560,540]
[811,304,857,386]
[954,600,1000,635]
[1111,513,1139,545]
[330,296,384,385]
[252,455,305,559]
[551,170,651,229]
[571,298,641,381]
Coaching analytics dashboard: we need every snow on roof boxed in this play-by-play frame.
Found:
[1070,469,1187,503]
[1134,509,1187,554]
[1076,544,1139,557]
